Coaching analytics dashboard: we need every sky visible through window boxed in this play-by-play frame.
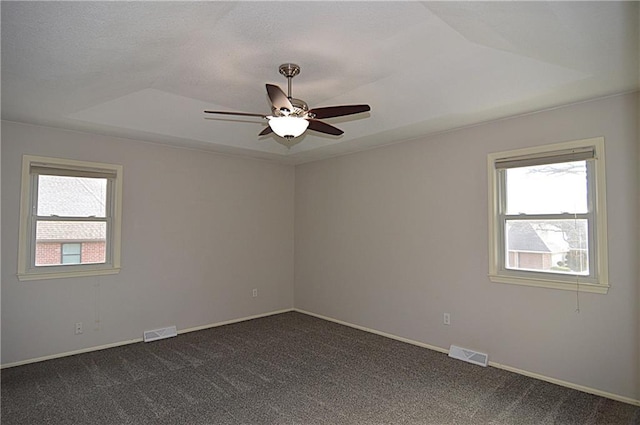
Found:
[506,161,587,215]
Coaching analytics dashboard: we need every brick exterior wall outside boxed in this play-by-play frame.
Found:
[35,241,106,266]
[508,251,552,270]
[35,242,62,266]
[508,251,579,273]
[82,242,106,263]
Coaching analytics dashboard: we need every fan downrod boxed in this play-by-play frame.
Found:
[279,63,300,99]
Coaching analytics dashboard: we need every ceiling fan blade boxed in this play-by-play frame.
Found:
[266,84,294,113]
[258,126,273,136]
[204,110,267,118]
[307,119,344,136]
[308,104,370,120]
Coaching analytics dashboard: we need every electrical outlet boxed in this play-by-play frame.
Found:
[443,313,451,325]
[252,288,258,298]
[75,322,83,334]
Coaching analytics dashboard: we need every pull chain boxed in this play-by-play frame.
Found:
[573,208,582,313]
[575,279,580,313]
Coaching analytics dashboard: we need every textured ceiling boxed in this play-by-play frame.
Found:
[2,1,638,164]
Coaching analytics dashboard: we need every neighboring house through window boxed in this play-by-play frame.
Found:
[487,137,608,293]
[17,155,123,280]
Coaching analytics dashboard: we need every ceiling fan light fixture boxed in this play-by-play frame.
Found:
[268,116,309,138]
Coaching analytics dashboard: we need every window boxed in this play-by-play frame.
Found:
[61,243,82,264]
[488,138,608,293]
[18,155,123,280]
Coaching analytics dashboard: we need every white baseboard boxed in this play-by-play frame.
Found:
[295,308,449,355]
[488,361,640,407]
[1,308,294,369]
[179,308,294,334]
[0,338,144,369]
[294,308,640,407]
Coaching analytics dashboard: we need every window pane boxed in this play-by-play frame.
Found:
[37,175,107,217]
[505,161,588,215]
[505,219,588,275]
[62,243,81,255]
[61,243,82,264]
[35,221,106,266]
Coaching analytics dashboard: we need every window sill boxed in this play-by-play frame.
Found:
[17,267,121,281]
[489,274,609,294]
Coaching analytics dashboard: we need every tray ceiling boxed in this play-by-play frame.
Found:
[2,2,638,164]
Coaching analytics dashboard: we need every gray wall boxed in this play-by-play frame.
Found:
[1,121,295,364]
[1,93,638,401]
[294,93,639,400]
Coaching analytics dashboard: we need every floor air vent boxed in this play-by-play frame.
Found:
[143,325,177,342]
[448,345,488,367]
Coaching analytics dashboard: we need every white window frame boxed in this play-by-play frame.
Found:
[487,137,609,294]
[17,155,123,281]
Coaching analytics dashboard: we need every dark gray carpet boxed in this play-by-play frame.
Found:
[2,311,639,424]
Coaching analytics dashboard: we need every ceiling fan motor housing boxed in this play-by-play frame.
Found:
[273,98,308,118]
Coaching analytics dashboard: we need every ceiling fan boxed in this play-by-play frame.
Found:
[204,63,371,147]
